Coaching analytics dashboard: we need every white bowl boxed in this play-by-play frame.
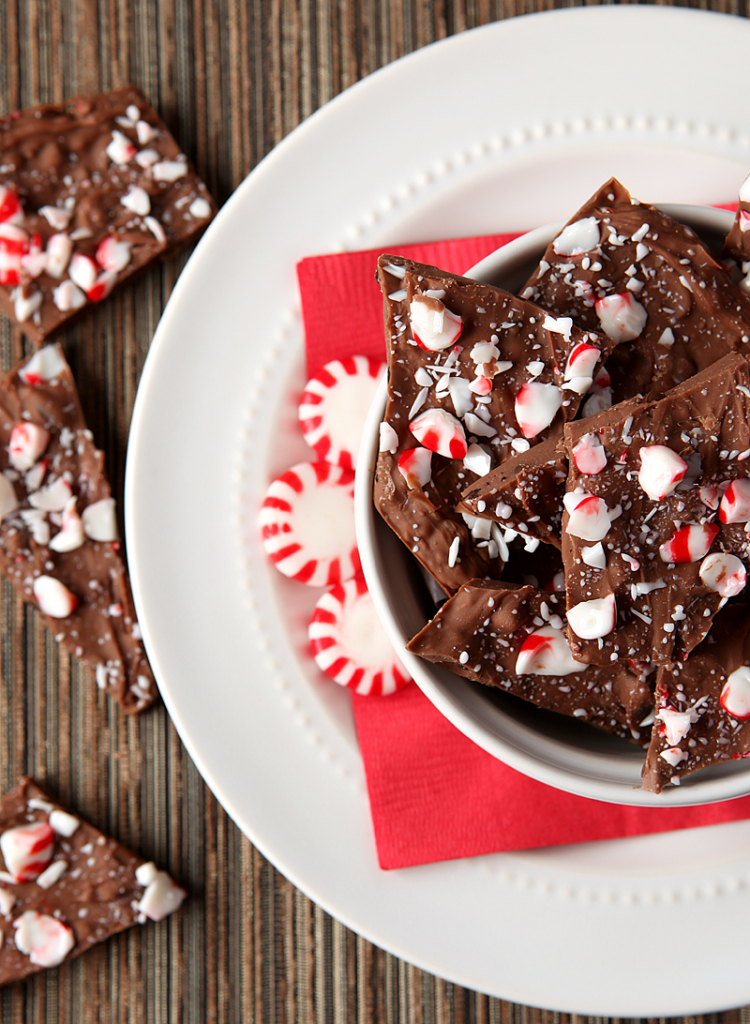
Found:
[355,204,750,807]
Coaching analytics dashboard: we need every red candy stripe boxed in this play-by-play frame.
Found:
[299,356,383,469]
[308,577,411,695]
[259,461,360,587]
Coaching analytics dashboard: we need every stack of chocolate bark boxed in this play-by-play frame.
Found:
[374,178,750,792]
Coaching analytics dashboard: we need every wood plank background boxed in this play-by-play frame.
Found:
[2,0,750,1021]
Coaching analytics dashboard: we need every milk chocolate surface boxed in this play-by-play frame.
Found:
[0,85,216,345]
[0,345,155,711]
[407,581,653,743]
[458,436,567,549]
[374,254,608,594]
[522,178,750,402]
[0,778,181,986]
[561,353,750,667]
[643,606,750,792]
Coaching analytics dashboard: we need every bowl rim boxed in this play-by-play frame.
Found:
[354,202,750,807]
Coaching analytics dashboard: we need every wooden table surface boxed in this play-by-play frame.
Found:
[2,1,750,1021]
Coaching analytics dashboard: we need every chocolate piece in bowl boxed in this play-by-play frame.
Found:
[374,254,610,594]
[0,343,155,712]
[643,605,750,792]
[407,580,654,744]
[521,178,750,403]
[0,85,216,346]
[457,435,567,550]
[561,352,750,669]
[0,777,184,986]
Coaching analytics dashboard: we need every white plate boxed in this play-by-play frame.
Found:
[125,7,750,1016]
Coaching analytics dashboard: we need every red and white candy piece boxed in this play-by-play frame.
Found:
[0,821,54,881]
[298,356,383,470]
[564,491,615,542]
[514,382,563,439]
[53,279,86,312]
[68,252,99,293]
[719,479,750,524]
[721,666,750,720]
[638,445,688,501]
[515,626,581,676]
[105,129,137,165]
[308,576,410,696]
[595,292,647,342]
[572,433,607,475]
[659,523,719,563]
[32,575,78,618]
[19,346,67,385]
[699,552,747,598]
[0,224,29,285]
[260,462,360,586]
[49,498,85,553]
[563,342,600,394]
[409,295,463,351]
[398,446,432,489]
[409,408,467,460]
[566,593,616,640]
[552,217,600,256]
[14,911,75,968]
[96,235,131,273]
[0,185,24,226]
[657,702,703,745]
[8,422,50,472]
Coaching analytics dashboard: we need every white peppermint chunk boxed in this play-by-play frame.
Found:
[566,593,616,640]
[19,347,66,385]
[595,292,647,342]
[581,542,606,569]
[189,197,212,219]
[660,747,688,768]
[121,185,151,216]
[82,497,119,542]
[36,859,68,890]
[52,279,86,312]
[463,443,491,477]
[699,552,747,598]
[409,296,463,352]
[514,382,562,439]
[49,809,80,838]
[552,217,600,256]
[152,158,189,182]
[638,445,688,501]
[656,701,704,746]
[14,288,43,323]
[137,870,186,921]
[378,421,398,454]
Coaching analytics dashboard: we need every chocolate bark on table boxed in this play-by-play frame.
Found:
[457,435,567,549]
[0,85,217,346]
[642,606,750,792]
[521,178,750,403]
[407,581,654,744]
[0,777,184,986]
[374,254,608,594]
[0,344,155,712]
[561,353,750,669]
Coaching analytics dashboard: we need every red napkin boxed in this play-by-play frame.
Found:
[297,233,750,871]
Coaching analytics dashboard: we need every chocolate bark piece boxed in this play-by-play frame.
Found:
[0,344,154,712]
[0,777,185,985]
[457,436,567,549]
[374,254,608,594]
[522,178,750,403]
[561,353,750,668]
[407,581,653,744]
[0,85,216,346]
[642,606,750,792]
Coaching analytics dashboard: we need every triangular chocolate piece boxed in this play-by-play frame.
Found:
[374,254,610,594]
[561,353,750,668]
[522,177,750,403]
[0,344,154,711]
[642,606,750,792]
[407,580,653,744]
[0,777,184,984]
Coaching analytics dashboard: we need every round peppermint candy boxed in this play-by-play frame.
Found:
[260,462,360,586]
[309,576,410,695]
[299,356,383,470]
